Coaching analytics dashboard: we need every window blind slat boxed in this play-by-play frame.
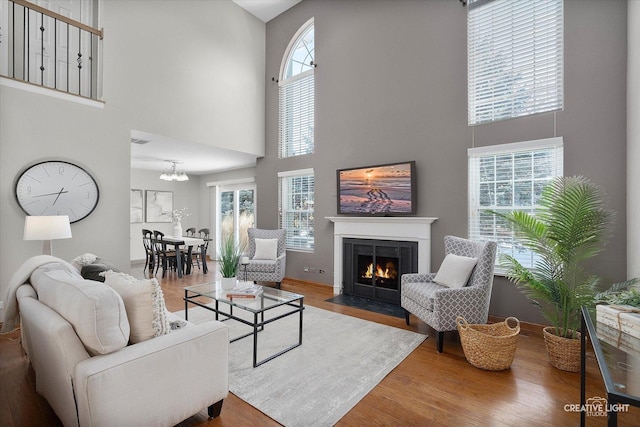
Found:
[468,0,563,125]
[279,74,315,158]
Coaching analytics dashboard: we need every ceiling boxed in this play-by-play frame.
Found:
[130,130,259,176]
[232,0,302,22]
[131,2,301,176]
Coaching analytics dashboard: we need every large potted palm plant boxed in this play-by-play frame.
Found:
[494,176,635,371]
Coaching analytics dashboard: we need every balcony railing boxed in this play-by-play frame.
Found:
[1,0,103,100]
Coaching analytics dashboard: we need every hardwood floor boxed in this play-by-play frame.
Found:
[2,263,640,426]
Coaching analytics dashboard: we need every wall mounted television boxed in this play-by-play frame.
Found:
[336,161,416,216]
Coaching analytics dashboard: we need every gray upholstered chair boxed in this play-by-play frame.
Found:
[244,228,287,288]
[401,235,497,353]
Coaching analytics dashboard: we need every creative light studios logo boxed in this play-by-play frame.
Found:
[564,396,630,417]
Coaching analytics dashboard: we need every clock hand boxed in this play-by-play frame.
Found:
[52,188,66,206]
[34,190,70,197]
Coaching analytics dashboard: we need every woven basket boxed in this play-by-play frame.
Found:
[456,316,520,371]
[542,327,581,372]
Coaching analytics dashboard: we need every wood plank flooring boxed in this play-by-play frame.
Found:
[2,263,640,426]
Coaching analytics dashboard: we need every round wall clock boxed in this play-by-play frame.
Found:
[15,160,100,223]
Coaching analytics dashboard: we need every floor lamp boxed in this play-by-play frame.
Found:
[24,215,72,256]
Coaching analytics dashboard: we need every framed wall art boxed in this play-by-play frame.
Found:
[130,189,144,223]
[145,190,173,223]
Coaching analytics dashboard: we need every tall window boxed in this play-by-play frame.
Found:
[279,18,314,158]
[467,0,564,125]
[468,138,563,271]
[278,169,314,251]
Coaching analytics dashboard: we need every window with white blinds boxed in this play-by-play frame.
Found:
[279,20,314,158]
[278,169,315,251]
[467,0,564,125]
[468,137,563,272]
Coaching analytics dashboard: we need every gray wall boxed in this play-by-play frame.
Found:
[260,0,629,324]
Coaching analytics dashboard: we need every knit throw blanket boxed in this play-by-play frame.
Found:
[1,255,67,333]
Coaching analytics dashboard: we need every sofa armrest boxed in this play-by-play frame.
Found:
[401,272,437,285]
[74,320,229,427]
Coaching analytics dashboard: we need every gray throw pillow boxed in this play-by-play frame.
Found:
[81,258,120,282]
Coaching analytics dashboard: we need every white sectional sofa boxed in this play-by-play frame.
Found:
[12,258,228,427]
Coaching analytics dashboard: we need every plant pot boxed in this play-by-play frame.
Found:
[543,327,581,372]
[221,277,237,290]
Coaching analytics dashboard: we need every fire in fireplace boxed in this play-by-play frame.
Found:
[359,256,399,289]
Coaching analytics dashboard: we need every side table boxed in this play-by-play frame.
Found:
[580,306,640,426]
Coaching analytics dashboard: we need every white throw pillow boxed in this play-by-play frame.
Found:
[37,270,129,355]
[102,271,171,344]
[253,238,278,260]
[433,254,478,289]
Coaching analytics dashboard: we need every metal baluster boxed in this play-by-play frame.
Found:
[90,33,93,99]
[54,18,57,89]
[11,1,15,78]
[40,12,44,85]
[66,22,69,92]
[77,26,81,95]
[25,5,28,82]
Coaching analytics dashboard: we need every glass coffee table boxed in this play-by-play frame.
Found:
[183,282,304,367]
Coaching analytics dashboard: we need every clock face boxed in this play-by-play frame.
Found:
[15,161,100,223]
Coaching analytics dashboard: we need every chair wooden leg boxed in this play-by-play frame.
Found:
[150,256,155,275]
[404,309,410,325]
[436,331,444,353]
[276,282,281,289]
[208,399,224,419]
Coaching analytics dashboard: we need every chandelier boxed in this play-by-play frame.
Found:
[160,161,189,182]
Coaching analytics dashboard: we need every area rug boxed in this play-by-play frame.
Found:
[174,304,426,426]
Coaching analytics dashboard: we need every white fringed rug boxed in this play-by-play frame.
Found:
[175,304,426,427]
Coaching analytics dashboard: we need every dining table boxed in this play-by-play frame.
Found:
[160,236,208,278]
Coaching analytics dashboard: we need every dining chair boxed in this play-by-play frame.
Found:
[190,228,210,270]
[142,229,155,274]
[185,227,196,237]
[152,230,184,277]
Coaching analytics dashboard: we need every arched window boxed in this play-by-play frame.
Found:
[278,19,314,158]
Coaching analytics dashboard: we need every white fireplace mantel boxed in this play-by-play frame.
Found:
[326,216,437,295]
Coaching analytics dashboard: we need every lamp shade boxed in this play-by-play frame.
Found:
[24,215,72,240]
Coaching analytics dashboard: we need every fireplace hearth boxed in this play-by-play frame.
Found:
[343,238,418,305]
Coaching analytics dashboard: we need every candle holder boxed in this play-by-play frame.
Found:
[241,256,250,282]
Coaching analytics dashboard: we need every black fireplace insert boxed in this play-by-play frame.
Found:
[343,238,418,305]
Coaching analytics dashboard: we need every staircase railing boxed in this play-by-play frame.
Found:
[1,0,103,100]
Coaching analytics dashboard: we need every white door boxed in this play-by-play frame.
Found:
[217,184,256,255]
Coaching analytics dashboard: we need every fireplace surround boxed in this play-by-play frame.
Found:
[326,216,437,295]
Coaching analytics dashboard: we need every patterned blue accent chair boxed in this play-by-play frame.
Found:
[401,236,497,353]
[245,228,287,289]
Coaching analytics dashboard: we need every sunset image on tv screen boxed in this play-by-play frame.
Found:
[338,162,413,214]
